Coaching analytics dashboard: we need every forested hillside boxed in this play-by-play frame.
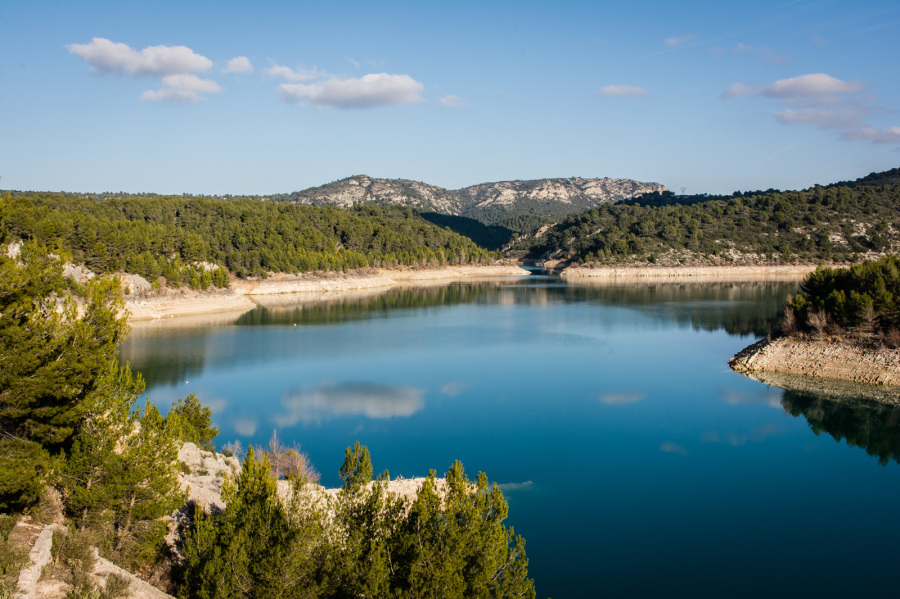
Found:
[0,193,499,281]
[508,169,900,265]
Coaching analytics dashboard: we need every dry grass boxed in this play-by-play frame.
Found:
[266,431,320,483]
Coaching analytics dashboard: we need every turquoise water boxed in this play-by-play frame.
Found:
[120,277,900,598]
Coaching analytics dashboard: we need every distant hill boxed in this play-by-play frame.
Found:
[508,166,900,266]
[270,175,668,225]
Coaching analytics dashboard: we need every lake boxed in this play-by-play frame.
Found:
[120,276,900,599]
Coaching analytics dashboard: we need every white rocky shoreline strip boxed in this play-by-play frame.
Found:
[124,263,823,322]
[729,336,900,403]
[124,264,530,321]
[560,264,817,279]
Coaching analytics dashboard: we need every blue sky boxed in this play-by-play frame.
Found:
[2,0,899,195]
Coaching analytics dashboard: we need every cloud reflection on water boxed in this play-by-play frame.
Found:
[702,422,783,446]
[660,442,689,456]
[498,481,535,492]
[719,386,783,409]
[276,382,425,425]
[598,392,646,405]
[233,416,258,436]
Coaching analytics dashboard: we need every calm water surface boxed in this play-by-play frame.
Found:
[120,277,900,599]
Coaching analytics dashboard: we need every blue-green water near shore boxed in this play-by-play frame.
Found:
[120,277,900,599]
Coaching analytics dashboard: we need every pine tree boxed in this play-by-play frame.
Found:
[168,393,219,451]
[338,441,372,490]
[0,243,126,509]
[65,363,144,528]
[392,462,535,599]
[326,445,402,598]
[181,448,326,599]
[65,366,184,566]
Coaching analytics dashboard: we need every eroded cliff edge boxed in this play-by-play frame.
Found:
[729,336,900,402]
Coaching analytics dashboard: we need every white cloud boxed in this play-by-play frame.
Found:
[68,37,223,103]
[278,73,425,109]
[162,73,221,94]
[599,85,648,97]
[438,95,467,108]
[266,64,322,82]
[67,37,212,76]
[773,108,864,130]
[664,33,695,47]
[224,56,253,74]
[761,73,863,100]
[722,83,757,100]
[141,73,221,103]
[841,126,900,143]
[725,72,899,146]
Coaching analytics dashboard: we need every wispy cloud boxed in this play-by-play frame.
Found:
[439,95,468,108]
[725,73,900,145]
[68,37,220,103]
[733,42,786,65]
[278,73,425,109]
[722,82,757,100]
[266,64,323,82]
[664,33,695,47]
[224,56,253,74]
[598,85,648,97]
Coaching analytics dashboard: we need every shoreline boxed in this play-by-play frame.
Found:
[559,264,817,279]
[125,264,529,322]
[124,263,816,323]
[730,336,900,398]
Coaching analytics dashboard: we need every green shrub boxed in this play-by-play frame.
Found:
[167,394,218,451]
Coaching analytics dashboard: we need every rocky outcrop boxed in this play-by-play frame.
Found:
[459,177,666,215]
[176,443,452,516]
[287,175,667,223]
[13,521,57,599]
[730,336,900,391]
[177,443,241,512]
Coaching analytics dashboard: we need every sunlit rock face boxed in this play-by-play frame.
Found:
[286,175,667,223]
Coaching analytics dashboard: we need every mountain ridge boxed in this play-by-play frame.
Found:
[271,174,668,224]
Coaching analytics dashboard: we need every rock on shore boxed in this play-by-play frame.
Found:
[730,336,900,389]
